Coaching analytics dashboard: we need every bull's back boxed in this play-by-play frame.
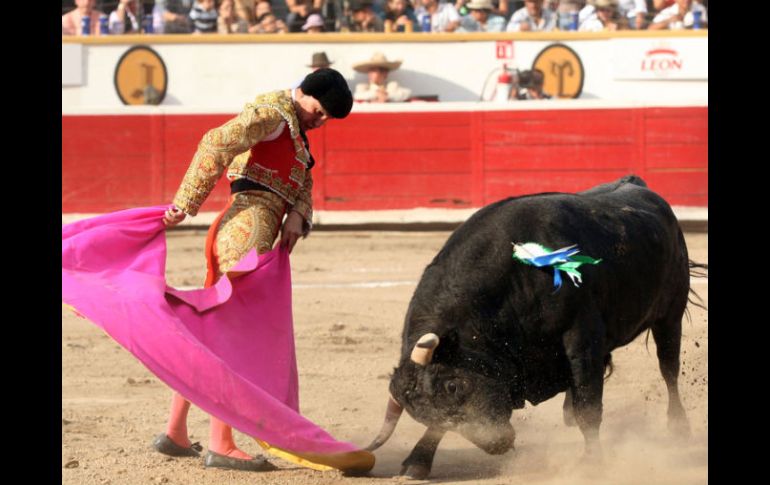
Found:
[412,178,689,348]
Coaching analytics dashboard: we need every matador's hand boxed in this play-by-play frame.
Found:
[280,210,305,253]
[163,206,186,227]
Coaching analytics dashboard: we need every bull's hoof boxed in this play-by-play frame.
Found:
[580,442,604,468]
[400,463,431,480]
[575,453,606,479]
[668,416,692,441]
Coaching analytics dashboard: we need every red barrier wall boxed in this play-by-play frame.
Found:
[62,106,707,214]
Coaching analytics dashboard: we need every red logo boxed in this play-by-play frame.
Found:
[496,41,514,60]
[641,46,683,77]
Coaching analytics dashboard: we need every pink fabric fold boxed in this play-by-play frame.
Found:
[62,205,360,455]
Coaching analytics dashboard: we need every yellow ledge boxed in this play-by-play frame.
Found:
[62,30,708,45]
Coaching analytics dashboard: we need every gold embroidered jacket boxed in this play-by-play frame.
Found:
[172,90,314,224]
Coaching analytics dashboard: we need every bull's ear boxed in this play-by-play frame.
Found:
[410,333,440,366]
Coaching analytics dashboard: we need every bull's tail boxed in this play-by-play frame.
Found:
[644,259,708,351]
[688,260,708,313]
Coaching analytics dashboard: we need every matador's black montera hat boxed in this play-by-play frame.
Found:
[300,68,353,119]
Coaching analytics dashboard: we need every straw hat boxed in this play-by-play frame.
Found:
[352,52,403,73]
[594,0,618,8]
[466,0,495,10]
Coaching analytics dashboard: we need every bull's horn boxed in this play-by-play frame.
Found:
[410,333,440,366]
[364,395,404,451]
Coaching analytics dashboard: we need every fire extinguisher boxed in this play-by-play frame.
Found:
[494,64,513,102]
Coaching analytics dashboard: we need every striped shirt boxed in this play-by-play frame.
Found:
[190,3,218,33]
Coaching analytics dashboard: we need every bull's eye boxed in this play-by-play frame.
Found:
[445,381,458,394]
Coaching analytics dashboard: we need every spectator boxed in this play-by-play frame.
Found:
[254,11,290,31]
[618,0,647,29]
[514,69,551,100]
[578,1,609,30]
[458,0,507,31]
[542,0,559,14]
[308,51,333,71]
[455,0,509,17]
[414,0,462,32]
[353,52,412,103]
[652,0,675,10]
[649,0,707,29]
[384,0,420,32]
[579,0,626,30]
[506,0,557,31]
[155,0,194,33]
[256,0,273,18]
[369,0,389,17]
[286,0,323,32]
[234,0,258,25]
[190,0,219,33]
[247,0,274,32]
[319,0,343,31]
[109,0,141,34]
[555,0,586,30]
[62,0,106,35]
[349,0,385,32]
[218,0,251,33]
[302,13,326,31]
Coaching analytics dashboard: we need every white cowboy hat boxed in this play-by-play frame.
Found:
[352,52,403,73]
[594,0,618,8]
[466,0,495,10]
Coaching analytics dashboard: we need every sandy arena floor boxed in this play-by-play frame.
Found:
[62,230,708,485]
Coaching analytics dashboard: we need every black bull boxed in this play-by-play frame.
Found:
[366,176,699,479]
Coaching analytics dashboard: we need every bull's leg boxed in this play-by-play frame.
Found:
[651,315,691,439]
[563,389,577,427]
[562,316,606,459]
[400,426,446,479]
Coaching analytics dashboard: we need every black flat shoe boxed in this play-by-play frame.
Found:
[204,450,278,472]
[152,433,203,457]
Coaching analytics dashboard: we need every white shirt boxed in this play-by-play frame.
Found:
[505,7,558,32]
[579,16,607,31]
[354,81,412,103]
[618,0,647,19]
[109,8,140,34]
[652,2,708,28]
[458,13,507,32]
[415,3,461,32]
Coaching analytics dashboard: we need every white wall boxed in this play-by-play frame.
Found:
[62,33,708,110]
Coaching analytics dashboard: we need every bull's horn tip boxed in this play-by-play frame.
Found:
[417,333,439,348]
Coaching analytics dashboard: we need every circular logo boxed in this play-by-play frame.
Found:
[114,46,168,105]
[532,44,585,99]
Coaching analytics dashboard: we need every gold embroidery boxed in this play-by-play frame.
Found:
[171,92,288,216]
[289,165,305,184]
[251,91,300,137]
[199,153,219,176]
[293,170,314,222]
[212,191,287,277]
[171,90,314,226]
[227,91,309,205]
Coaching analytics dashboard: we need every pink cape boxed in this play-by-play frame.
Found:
[62,206,374,471]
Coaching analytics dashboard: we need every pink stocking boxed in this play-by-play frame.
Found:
[164,392,192,448]
[209,415,252,459]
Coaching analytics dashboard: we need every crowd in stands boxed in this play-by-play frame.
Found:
[62,0,707,35]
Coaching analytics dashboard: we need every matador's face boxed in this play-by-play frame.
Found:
[295,90,331,131]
